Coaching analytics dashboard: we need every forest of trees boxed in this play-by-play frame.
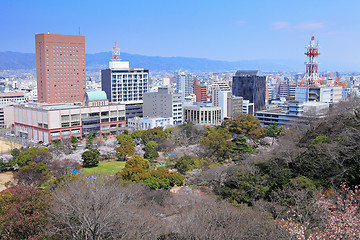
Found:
[0,96,360,239]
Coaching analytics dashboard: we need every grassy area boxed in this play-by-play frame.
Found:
[80,161,126,176]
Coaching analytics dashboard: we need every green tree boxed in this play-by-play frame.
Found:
[0,186,50,239]
[174,155,201,174]
[52,139,62,149]
[265,122,284,145]
[10,147,49,167]
[125,156,150,170]
[70,136,79,150]
[145,141,158,151]
[82,149,100,167]
[141,127,167,144]
[201,126,233,162]
[0,158,11,172]
[116,140,136,160]
[131,130,143,140]
[86,134,95,149]
[143,141,159,161]
[14,162,50,187]
[116,134,133,145]
[143,148,159,161]
[11,148,20,159]
[231,135,254,154]
[222,114,266,141]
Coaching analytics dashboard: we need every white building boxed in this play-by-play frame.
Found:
[243,100,254,115]
[256,100,329,127]
[175,72,194,99]
[13,102,126,144]
[101,45,148,119]
[184,104,222,126]
[295,86,343,103]
[127,116,173,131]
[211,81,231,106]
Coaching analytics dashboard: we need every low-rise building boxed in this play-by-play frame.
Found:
[127,116,173,131]
[184,104,221,125]
[0,92,27,104]
[255,100,329,126]
[14,102,126,144]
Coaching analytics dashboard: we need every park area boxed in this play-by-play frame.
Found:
[80,161,126,176]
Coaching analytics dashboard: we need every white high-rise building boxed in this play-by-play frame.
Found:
[101,42,149,118]
[175,72,194,99]
[211,81,231,106]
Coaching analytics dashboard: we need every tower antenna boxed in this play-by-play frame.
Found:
[298,36,322,87]
[112,41,121,60]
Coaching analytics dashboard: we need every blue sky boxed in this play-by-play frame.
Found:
[1,0,359,68]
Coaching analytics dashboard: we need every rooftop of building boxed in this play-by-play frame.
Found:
[0,92,25,97]
[141,116,172,120]
[15,102,124,111]
[235,70,262,77]
[86,91,107,101]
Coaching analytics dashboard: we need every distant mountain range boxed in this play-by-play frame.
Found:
[0,51,355,73]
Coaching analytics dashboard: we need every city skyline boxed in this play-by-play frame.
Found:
[1,0,360,70]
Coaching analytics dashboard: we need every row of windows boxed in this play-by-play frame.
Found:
[46,45,83,49]
[52,49,79,53]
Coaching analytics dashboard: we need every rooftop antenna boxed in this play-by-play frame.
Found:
[112,41,121,61]
[78,27,80,36]
[298,36,322,87]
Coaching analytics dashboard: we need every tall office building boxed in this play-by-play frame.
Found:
[232,70,266,111]
[211,81,231,106]
[193,78,207,103]
[35,33,86,103]
[101,42,149,118]
[175,72,194,99]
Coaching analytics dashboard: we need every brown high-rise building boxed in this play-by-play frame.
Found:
[35,33,86,103]
[193,78,207,103]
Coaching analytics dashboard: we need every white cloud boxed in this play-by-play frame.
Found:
[271,21,290,30]
[296,22,324,30]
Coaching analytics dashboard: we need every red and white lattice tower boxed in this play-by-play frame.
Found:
[112,41,121,61]
[298,36,322,87]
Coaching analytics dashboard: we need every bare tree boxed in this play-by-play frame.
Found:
[162,192,289,240]
[48,177,162,240]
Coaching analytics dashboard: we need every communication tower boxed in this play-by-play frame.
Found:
[298,36,322,87]
[112,41,121,61]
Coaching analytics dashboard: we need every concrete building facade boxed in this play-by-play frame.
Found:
[143,87,183,125]
[184,105,221,125]
[13,103,126,144]
[175,72,194,99]
[127,116,173,131]
[35,33,86,103]
[0,92,27,104]
[101,49,149,119]
[193,78,207,103]
[211,81,231,106]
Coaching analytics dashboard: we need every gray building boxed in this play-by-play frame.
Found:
[232,70,266,111]
[143,87,183,125]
